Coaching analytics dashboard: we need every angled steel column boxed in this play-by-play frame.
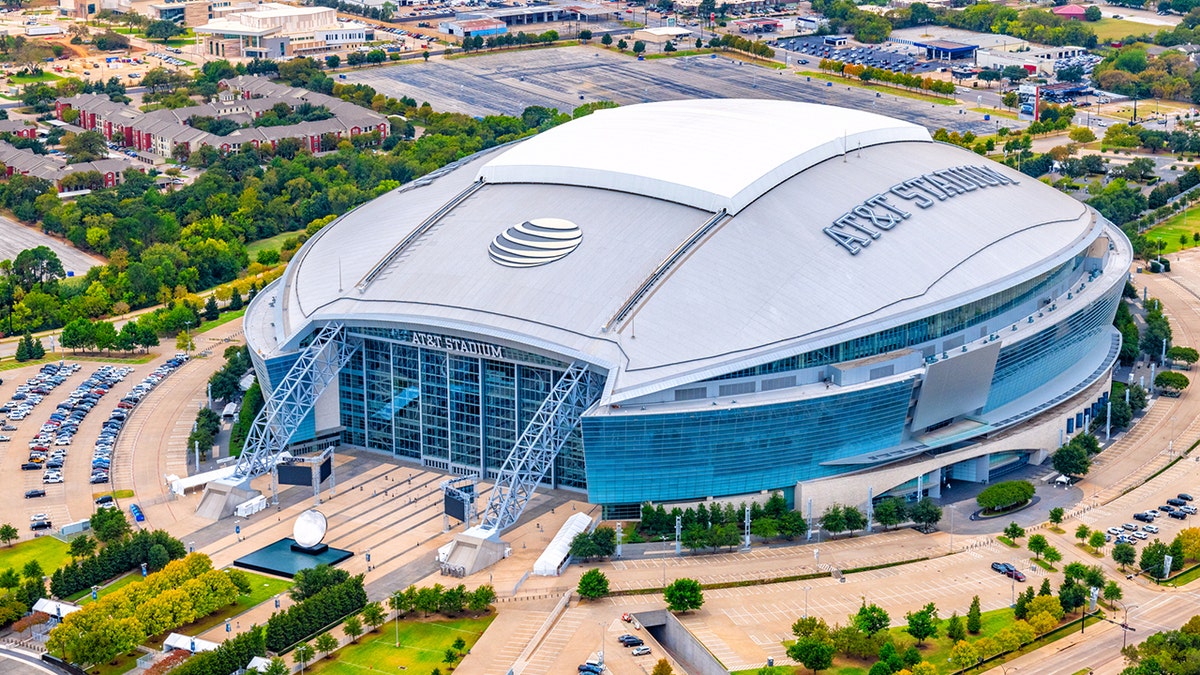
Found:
[478,362,602,533]
[233,322,360,497]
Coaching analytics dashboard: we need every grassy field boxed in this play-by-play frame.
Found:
[308,615,495,674]
[197,308,245,335]
[804,71,957,105]
[0,536,69,576]
[1144,211,1200,255]
[246,231,300,258]
[1090,18,1157,42]
[7,71,61,85]
[730,606,1097,675]
[1164,563,1200,586]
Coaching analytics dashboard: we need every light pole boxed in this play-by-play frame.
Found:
[1116,600,1138,650]
[804,586,811,618]
[183,319,192,356]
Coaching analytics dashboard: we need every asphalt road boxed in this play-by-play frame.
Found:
[344,46,1010,135]
[0,214,103,277]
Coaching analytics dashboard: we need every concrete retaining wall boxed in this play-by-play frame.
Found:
[635,609,728,675]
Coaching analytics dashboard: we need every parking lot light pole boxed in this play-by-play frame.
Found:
[804,586,811,618]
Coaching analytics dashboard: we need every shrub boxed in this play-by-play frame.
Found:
[49,530,186,598]
[265,575,367,652]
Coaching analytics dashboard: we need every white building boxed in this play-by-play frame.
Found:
[194,2,370,58]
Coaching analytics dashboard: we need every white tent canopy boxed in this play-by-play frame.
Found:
[163,633,219,653]
[533,513,593,577]
[32,599,80,619]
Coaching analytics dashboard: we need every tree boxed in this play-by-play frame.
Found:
[949,640,979,671]
[1069,127,1096,143]
[579,29,593,41]
[204,295,219,321]
[663,578,703,613]
[1049,507,1064,527]
[853,603,890,636]
[1140,541,1171,579]
[651,659,673,675]
[1053,441,1090,477]
[842,506,866,535]
[1113,542,1137,569]
[909,498,942,533]
[325,54,340,69]
[90,507,130,543]
[601,33,613,47]
[68,534,95,558]
[362,601,386,632]
[342,614,363,643]
[788,637,835,674]
[314,632,338,658]
[1085,4,1101,19]
[1075,524,1091,545]
[146,20,185,43]
[1168,346,1199,368]
[1044,546,1063,566]
[1028,534,1049,559]
[1103,580,1122,608]
[905,603,939,644]
[1089,530,1108,551]
[977,480,1036,512]
[946,612,966,642]
[577,568,609,600]
[1155,371,1190,395]
[820,505,847,537]
[617,39,628,51]
[63,131,108,163]
[293,642,314,672]
[1002,65,1029,83]
[1004,521,1026,542]
[633,40,646,55]
[873,497,906,530]
[967,595,982,634]
[0,525,16,548]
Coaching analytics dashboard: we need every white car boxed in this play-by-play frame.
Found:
[29,513,47,522]
[0,435,10,442]
[42,474,63,484]
[54,437,72,446]
[1133,531,1149,540]
[1144,524,1159,533]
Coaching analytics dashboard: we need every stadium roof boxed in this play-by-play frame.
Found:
[257,100,1099,401]
[479,99,930,214]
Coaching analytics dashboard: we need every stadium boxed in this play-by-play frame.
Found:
[242,99,1131,529]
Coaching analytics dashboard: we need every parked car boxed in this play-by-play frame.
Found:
[1183,505,1197,515]
[30,520,52,531]
[1180,493,1194,502]
[1167,498,1187,507]
[1006,568,1026,582]
[632,646,651,656]
[1144,524,1159,534]
[1170,510,1188,520]
[24,489,45,499]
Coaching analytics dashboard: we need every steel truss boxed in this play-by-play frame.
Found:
[233,322,360,484]
[478,362,602,533]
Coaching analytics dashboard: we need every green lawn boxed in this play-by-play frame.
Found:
[0,537,69,577]
[732,606,1094,675]
[308,615,495,674]
[0,353,155,371]
[246,231,301,258]
[1090,18,1157,42]
[197,308,245,334]
[93,489,135,501]
[71,572,142,605]
[1163,563,1200,586]
[7,71,61,85]
[1144,212,1200,255]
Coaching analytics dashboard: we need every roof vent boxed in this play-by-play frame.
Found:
[488,218,582,268]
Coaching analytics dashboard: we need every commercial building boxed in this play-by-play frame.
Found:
[55,75,389,158]
[193,2,371,58]
[632,25,691,44]
[57,0,129,19]
[149,0,259,28]
[243,100,1130,520]
[439,17,507,39]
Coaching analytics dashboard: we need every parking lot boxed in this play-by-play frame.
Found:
[774,35,939,74]
[0,356,190,545]
[343,46,1012,135]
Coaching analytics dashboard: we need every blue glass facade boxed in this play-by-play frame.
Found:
[580,380,915,504]
[985,279,1124,411]
[336,327,591,488]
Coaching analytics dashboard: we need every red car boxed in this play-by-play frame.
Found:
[621,613,633,623]
[1007,569,1026,582]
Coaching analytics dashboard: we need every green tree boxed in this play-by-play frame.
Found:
[63,131,108,163]
[1103,580,1122,608]
[853,602,890,636]
[967,595,982,634]
[1155,371,1190,395]
[1075,524,1091,545]
[820,505,847,537]
[1090,530,1108,551]
[1049,507,1065,527]
[1004,521,1026,542]
[1054,441,1091,477]
[146,20,185,43]
[946,611,966,642]
[204,294,219,320]
[601,33,613,47]
[1044,546,1063,566]
[293,642,314,672]
[90,506,130,543]
[1167,346,1199,367]
[577,568,609,600]
[873,497,906,530]
[325,54,340,69]
[787,637,835,674]
[663,578,703,613]
[362,601,386,632]
[976,480,1036,511]
[633,40,646,54]
[909,498,942,533]
[617,39,628,50]
[905,603,939,644]
[0,525,16,548]
[1028,534,1049,559]
[342,614,363,643]
[1140,541,1171,579]
[68,534,95,558]
[314,632,338,658]
[1113,542,1137,569]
